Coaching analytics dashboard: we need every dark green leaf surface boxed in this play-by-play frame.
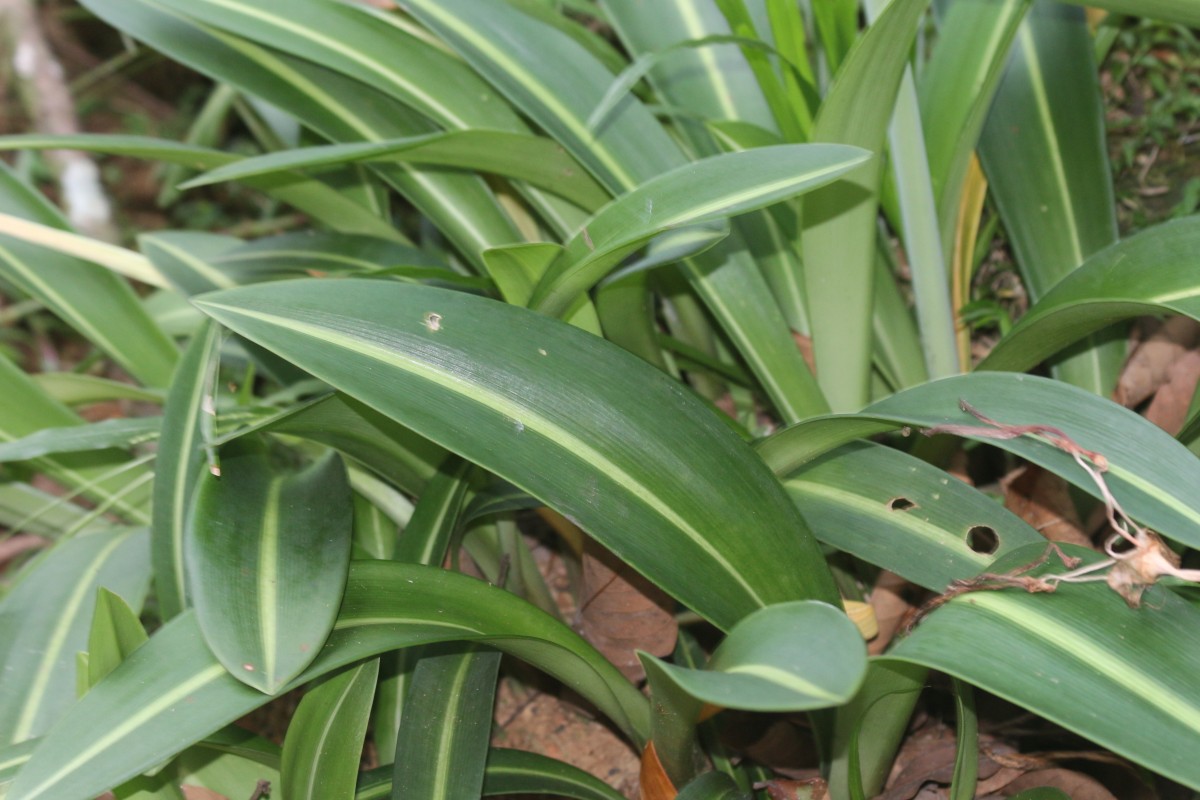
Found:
[785,442,1044,591]
[391,646,500,799]
[640,602,866,712]
[187,436,353,693]
[195,279,839,629]
[759,373,1200,550]
[0,528,150,746]
[886,544,1200,792]
[8,562,647,800]
[281,660,378,800]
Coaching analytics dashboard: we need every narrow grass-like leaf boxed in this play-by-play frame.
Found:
[0,418,160,463]
[195,279,840,629]
[0,164,177,387]
[181,131,609,212]
[529,144,868,317]
[977,1,1123,394]
[152,320,221,619]
[187,435,353,693]
[784,441,1044,591]
[0,134,407,241]
[391,645,501,799]
[280,659,378,800]
[639,602,866,712]
[886,543,1200,793]
[7,561,648,800]
[0,528,150,745]
[31,373,163,407]
[760,373,1200,550]
[802,0,929,411]
[978,217,1200,374]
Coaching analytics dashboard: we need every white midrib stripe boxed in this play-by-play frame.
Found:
[200,302,764,610]
[722,663,840,701]
[259,478,283,683]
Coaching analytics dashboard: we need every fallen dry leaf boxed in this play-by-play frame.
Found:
[1114,315,1200,408]
[579,538,677,683]
[1001,464,1091,547]
[868,570,918,655]
[640,742,677,800]
[1143,348,1200,435]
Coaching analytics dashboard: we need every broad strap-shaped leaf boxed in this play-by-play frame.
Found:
[0,163,178,388]
[639,602,866,713]
[758,373,1200,550]
[977,0,1123,394]
[0,528,150,745]
[194,279,840,629]
[802,0,929,411]
[528,144,868,317]
[0,418,160,463]
[886,543,1200,793]
[7,562,647,800]
[152,320,222,619]
[391,645,501,799]
[280,659,378,800]
[186,435,354,693]
[785,441,1044,591]
[979,217,1200,374]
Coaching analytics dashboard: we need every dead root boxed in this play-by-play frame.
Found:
[910,399,1200,628]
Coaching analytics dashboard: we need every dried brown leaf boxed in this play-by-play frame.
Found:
[1001,768,1118,800]
[1115,316,1200,408]
[1001,465,1091,547]
[1144,348,1200,435]
[579,538,677,683]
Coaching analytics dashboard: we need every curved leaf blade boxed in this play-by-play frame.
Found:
[187,436,354,693]
[979,217,1200,374]
[194,279,839,629]
[529,144,869,317]
[7,561,648,800]
[640,601,866,712]
[887,543,1200,792]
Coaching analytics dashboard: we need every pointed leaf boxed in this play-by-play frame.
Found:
[187,436,353,693]
[8,561,648,800]
[529,144,868,317]
[0,528,150,745]
[194,279,839,629]
[85,588,149,689]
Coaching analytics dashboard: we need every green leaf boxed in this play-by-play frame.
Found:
[759,373,1200,552]
[182,131,610,212]
[802,0,930,411]
[641,602,865,712]
[84,588,149,690]
[176,728,280,800]
[187,435,353,693]
[1060,0,1200,26]
[674,771,751,800]
[280,659,378,800]
[977,1,1123,394]
[352,748,629,800]
[194,279,839,629]
[1008,789,1071,800]
[0,528,150,745]
[979,217,1200,374]
[153,320,222,619]
[0,164,177,388]
[784,441,1044,591]
[528,144,869,318]
[391,646,501,798]
[7,561,647,800]
[886,543,1200,793]
[0,134,407,241]
[31,373,164,407]
[0,418,160,463]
